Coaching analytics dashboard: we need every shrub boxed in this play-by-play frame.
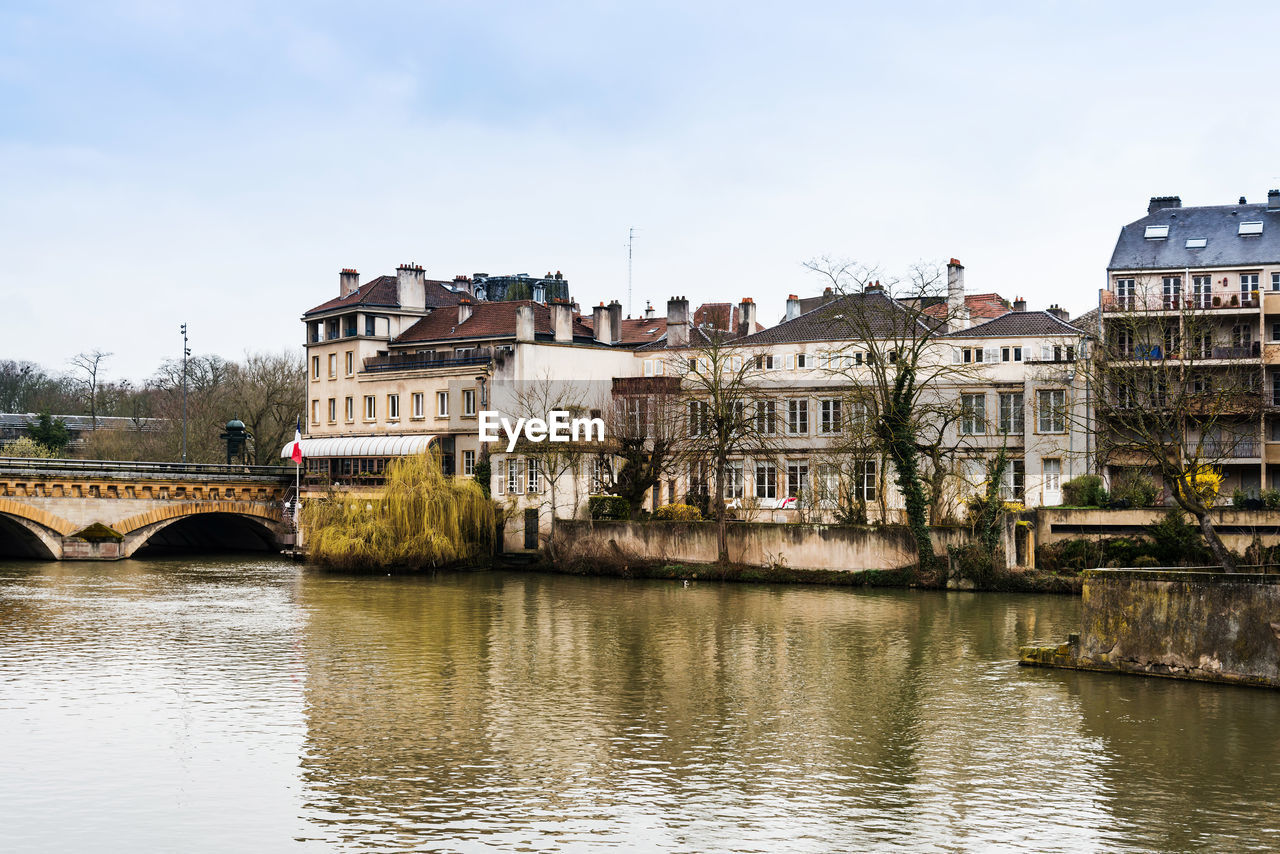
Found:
[1132,554,1160,568]
[1109,472,1159,507]
[1262,489,1280,510]
[1,436,59,459]
[948,542,1005,587]
[1190,466,1223,507]
[1232,488,1249,508]
[653,503,703,522]
[1145,510,1211,566]
[588,495,631,520]
[1062,475,1108,507]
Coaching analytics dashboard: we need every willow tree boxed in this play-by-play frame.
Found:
[1091,273,1262,570]
[303,451,494,570]
[802,257,981,570]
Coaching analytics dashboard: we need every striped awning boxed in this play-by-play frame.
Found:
[280,434,437,459]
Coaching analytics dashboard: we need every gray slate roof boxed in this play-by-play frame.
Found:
[735,291,933,346]
[943,311,1088,339]
[1109,202,1280,271]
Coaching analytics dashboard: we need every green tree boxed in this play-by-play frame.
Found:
[26,411,69,454]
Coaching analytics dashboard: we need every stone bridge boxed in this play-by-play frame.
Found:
[0,457,295,560]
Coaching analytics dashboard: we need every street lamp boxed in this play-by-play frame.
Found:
[180,323,190,463]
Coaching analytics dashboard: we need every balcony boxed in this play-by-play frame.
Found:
[1105,295,1259,313]
[1199,439,1261,459]
[1211,342,1262,360]
[362,350,494,374]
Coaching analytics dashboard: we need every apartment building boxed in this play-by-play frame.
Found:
[1101,190,1280,494]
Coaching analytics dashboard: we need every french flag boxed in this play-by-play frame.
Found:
[290,416,303,463]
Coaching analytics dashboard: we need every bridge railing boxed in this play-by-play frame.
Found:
[0,457,294,481]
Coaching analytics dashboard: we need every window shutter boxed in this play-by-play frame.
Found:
[984,347,999,363]
[953,348,962,364]
[496,459,505,495]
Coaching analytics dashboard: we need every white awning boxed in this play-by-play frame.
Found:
[280,434,437,459]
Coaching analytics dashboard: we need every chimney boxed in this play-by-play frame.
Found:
[453,274,473,297]
[785,294,801,321]
[1240,196,1248,205]
[339,268,360,298]
[1269,189,1280,211]
[865,280,883,292]
[515,304,535,343]
[1046,304,1069,321]
[552,299,574,343]
[458,297,472,324]
[1013,296,1027,313]
[737,298,757,337]
[947,258,969,331]
[397,263,426,311]
[1148,196,1182,215]
[644,301,655,320]
[592,302,612,345]
[667,296,690,348]
[823,286,833,301]
[607,300,623,345]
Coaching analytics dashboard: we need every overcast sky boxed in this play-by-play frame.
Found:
[4,1,1280,380]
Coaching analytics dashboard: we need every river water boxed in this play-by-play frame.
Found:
[1,557,1277,852]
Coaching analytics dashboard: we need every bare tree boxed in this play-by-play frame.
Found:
[803,257,982,570]
[601,375,684,516]
[225,350,305,465]
[68,349,112,428]
[1091,274,1262,570]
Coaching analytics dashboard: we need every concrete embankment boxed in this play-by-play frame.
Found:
[1020,568,1280,688]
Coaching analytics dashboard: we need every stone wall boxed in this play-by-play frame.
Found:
[1021,569,1280,688]
[1036,507,1280,553]
[551,519,974,573]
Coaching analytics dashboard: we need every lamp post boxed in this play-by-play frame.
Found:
[180,323,190,463]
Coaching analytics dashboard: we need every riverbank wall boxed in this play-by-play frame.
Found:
[1035,508,1280,552]
[1020,568,1280,688]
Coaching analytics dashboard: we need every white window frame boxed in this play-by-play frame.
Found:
[755,461,778,500]
[363,395,376,421]
[437,391,449,418]
[344,396,354,422]
[1037,389,1066,434]
[960,393,986,435]
[786,399,808,435]
[463,450,476,476]
[311,399,319,424]
[412,392,424,419]
[387,394,399,420]
[463,389,477,417]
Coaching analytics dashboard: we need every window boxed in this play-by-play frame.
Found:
[689,400,710,436]
[1193,331,1212,359]
[787,399,808,434]
[1162,276,1181,309]
[998,393,1024,434]
[820,399,842,434]
[437,391,449,418]
[1185,238,1207,249]
[1272,323,1280,343]
[796,354,809,369]
[412,392,424,418]
[960,393,985,435]
[726,461,744,499]
[1000,459,1026,501]
[786,460,809,500]
[1232,323,1254,348]
[344,396,354,421]
[387,394,399,420]
[326,353,337,378]
[687,461,708,497]
[1273,272,1280,292]
[755,461,777,499]
[1242,273,1260,295]
[1144,224,1169,239]
[463,450,476,477]
[1192,275,1213,309]
[528,459,543,494]
[1043,459,1061,493]
[643,358,664,377]
[364,395,376,420]
[755,400,776,434]
[1116,277,1135,308]
[463,389,477,416]
[345,351,354,376]
[365,315,376,336]
[959,347,983,364]
[311,399,319,424]
[1038,389,1066,433]
[1001,346,1023,362]
[311,356,320,379]
[1239,221,1264,236]
[327,398,336,422]
[507,458,524,494]
[853,460,877,503]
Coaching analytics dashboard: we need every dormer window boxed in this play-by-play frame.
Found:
[1144,225,1169,239]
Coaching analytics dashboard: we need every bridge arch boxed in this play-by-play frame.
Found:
[118,502,287,557]
[0,499,74,559]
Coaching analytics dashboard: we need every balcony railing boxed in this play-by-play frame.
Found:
[1199,440,1261,458]
[1105,295,1260,312]
[1212,343,1261,359]
[362,351,494,373]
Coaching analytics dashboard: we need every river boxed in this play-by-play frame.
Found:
[1,556,1277,852]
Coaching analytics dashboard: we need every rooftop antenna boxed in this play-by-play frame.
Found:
[627,226,638,317]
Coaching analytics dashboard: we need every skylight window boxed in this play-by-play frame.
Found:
[1144,225,1169,239]
[1240,221,1264,236]
[1185,238,1207,249]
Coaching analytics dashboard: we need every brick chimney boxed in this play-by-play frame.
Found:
[339,268,360,298]
[785,294,801,321]
[1013,296,1027,312]
[737,298,757,337]
[458,297,472,324]
[607,300,623,345]
[1046,304,1069,321]
[947,259,969,331]
[552,299,573,343]
[667,296,690,348]
[1269,189,1280,212]
[515,304,535,342]
[1148,196,1182,215]
[453,274,473,297]
[592,302,612,345]
[397,263,426,310]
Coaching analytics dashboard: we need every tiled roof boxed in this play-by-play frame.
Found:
[944,311,1087,338]
[1109,200,1280,270]
[922,292,1010,321]
[735,291,932,346]
[580,315,669,344]
[394,300,594,344]
[1071,307,1101,335]
[304,275,460,317]
[635,325,717,351]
